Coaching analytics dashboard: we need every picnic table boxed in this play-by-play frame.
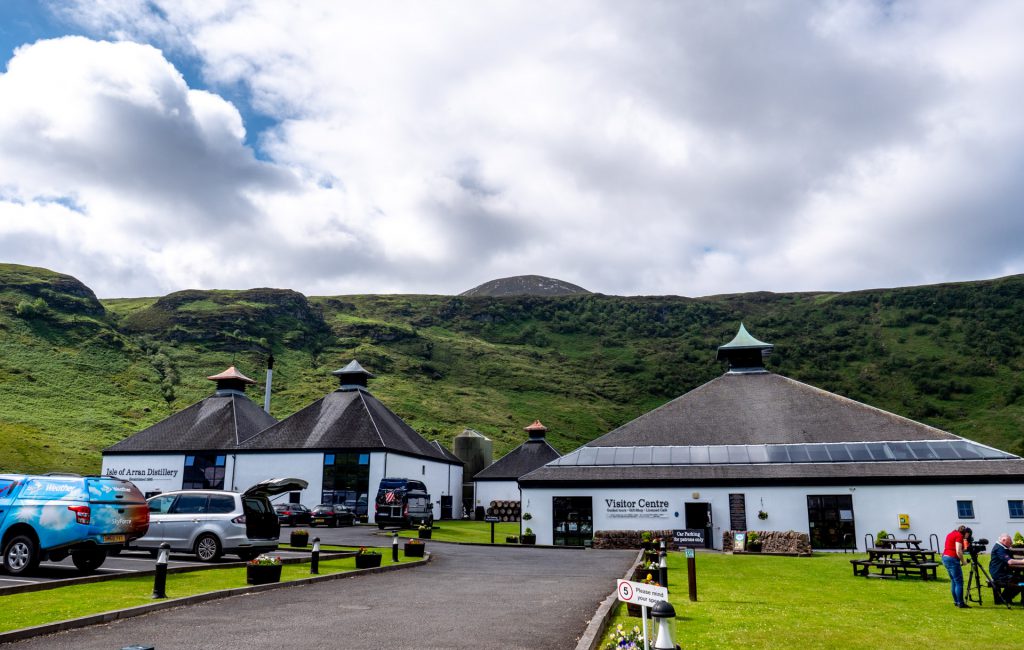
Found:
[850,547,939,580]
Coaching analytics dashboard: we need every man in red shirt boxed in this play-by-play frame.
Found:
[942,525,971,608]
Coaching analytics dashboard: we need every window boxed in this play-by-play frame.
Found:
[1009,500,1024,519]
[171,493,209,514]
[208,495,236,514]
[956,500,975,519]
[182,454,226,490]
[321,451,370,506]
[148,494,177,514]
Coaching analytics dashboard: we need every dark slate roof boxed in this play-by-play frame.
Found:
[432,440,464,464]
[588,372,959,447]
[474,439,561,481]
[238,388,458,464]
[104,394,277,453]
[520,459,1024,486]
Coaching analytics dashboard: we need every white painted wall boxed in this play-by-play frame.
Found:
[522,482,1024,548]
[101,454,185,495]
[232,451,324,506]
[475,480,520,512]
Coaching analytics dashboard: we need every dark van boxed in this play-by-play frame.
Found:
[375,478,433,529]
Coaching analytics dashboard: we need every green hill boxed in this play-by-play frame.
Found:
[2,263,1024,474]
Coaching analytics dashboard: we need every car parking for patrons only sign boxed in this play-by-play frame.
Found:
[616,579,669,608]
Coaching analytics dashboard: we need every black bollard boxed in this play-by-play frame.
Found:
[311,537,320,574]
[659,552,669,588]
[152,542,170,599]
[392,531,399,562]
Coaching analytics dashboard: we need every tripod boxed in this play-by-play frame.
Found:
[966,554,1009,608]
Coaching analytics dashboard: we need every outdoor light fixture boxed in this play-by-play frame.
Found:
[651,599,677,649]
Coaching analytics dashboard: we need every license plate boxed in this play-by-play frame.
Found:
[314,518,326,524]
[104,534,126,544]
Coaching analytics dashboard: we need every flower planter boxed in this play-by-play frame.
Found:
[521,534,536,545]
[355,553,382,569]
[404,542,425,558]
[290,532,309,548]
[246,564,282,585]
[418,530,432,540]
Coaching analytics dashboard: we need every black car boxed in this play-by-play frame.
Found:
[309,504,356,528]
[274,503,311,527]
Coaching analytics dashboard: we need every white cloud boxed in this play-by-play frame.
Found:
[1,1,1023,297]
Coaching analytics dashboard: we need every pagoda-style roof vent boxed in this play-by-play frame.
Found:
[207,366,256,396]
[332,359,375,390]
[716,323,773,373]
[524,420,549,441]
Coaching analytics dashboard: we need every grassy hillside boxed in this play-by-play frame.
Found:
[2,263,1024,474]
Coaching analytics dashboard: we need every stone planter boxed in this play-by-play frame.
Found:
[290,532,309,548]
[418,529,432,540]
[404,542,426,558]
[521,534,537,545]
[246,564,282,585]
[355,553,382,569]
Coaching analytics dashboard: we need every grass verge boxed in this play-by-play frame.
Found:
[396,520,522,544]
[601,552,1021,649]
[1,548,416,633]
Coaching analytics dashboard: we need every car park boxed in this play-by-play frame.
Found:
[274,503,311,527]
[131,478,307,561]
[309,504,355,528]
[0,473,150,576]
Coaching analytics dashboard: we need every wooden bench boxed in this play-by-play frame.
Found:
[850,559,900,578]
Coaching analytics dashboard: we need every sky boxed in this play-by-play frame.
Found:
[0,1,1022,299]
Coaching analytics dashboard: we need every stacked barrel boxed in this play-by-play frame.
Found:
[485,500,522,521]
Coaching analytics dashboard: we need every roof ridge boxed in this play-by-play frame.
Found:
[357,389,387,448]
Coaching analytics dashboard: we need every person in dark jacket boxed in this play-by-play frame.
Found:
[988,534,1024,605]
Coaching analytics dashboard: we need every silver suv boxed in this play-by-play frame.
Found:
[131,478,307,561]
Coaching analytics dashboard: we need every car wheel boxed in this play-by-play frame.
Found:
[71,548,107,574]
[2,534,40,576]
[377,522,385,530]
[194,534,222,562]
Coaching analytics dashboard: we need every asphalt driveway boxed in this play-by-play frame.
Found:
[7,526,635,649]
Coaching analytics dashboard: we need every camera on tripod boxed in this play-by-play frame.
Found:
[967,538,989,560]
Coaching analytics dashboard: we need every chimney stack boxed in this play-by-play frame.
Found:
[263,354,274,413]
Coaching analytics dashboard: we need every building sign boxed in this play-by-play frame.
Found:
[603,497,671,519]
[102,464,181,483]
[673,529,706,549]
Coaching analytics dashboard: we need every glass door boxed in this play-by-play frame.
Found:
[552,497,593,547]
[806,494,855,549]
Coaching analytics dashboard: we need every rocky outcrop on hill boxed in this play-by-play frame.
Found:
[460,275,590,297]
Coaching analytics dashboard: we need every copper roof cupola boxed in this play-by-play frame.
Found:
[716,323,773,373]
[524,420,549,441]
[207,366,257,396]
[332,360,375,391]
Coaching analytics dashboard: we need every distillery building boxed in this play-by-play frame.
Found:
[518,325,1024,549]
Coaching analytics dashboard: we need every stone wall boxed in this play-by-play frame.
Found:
[722,530,812,555]
[592,530,675,550]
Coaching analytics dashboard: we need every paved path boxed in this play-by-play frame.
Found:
[7,527,635,649]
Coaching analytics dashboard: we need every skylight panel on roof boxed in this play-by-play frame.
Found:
[613,447,635,465]
[931,442,961,460]
[788,445,811,462]
[888,442,914,461]
[727,446,750,463]
[906,441,936,460]
[806,445,830,462]
[576,447,599,465]
[670,447,691,465]
[651,446,672,465]
[633,446,653,465]
[596,447,617,465]
[747,446,768,463]
[767,446,790,462]
[689,447,710,464]
[951,441,983,459]
[866,443,893,461]
[708,446,729,463]
[825,444,852,462]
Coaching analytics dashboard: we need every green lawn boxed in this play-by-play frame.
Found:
[603,552,1021,649]
[1,548,417,633]
[396,520,522,544]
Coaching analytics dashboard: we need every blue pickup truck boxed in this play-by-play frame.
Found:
[0,474,150,575]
